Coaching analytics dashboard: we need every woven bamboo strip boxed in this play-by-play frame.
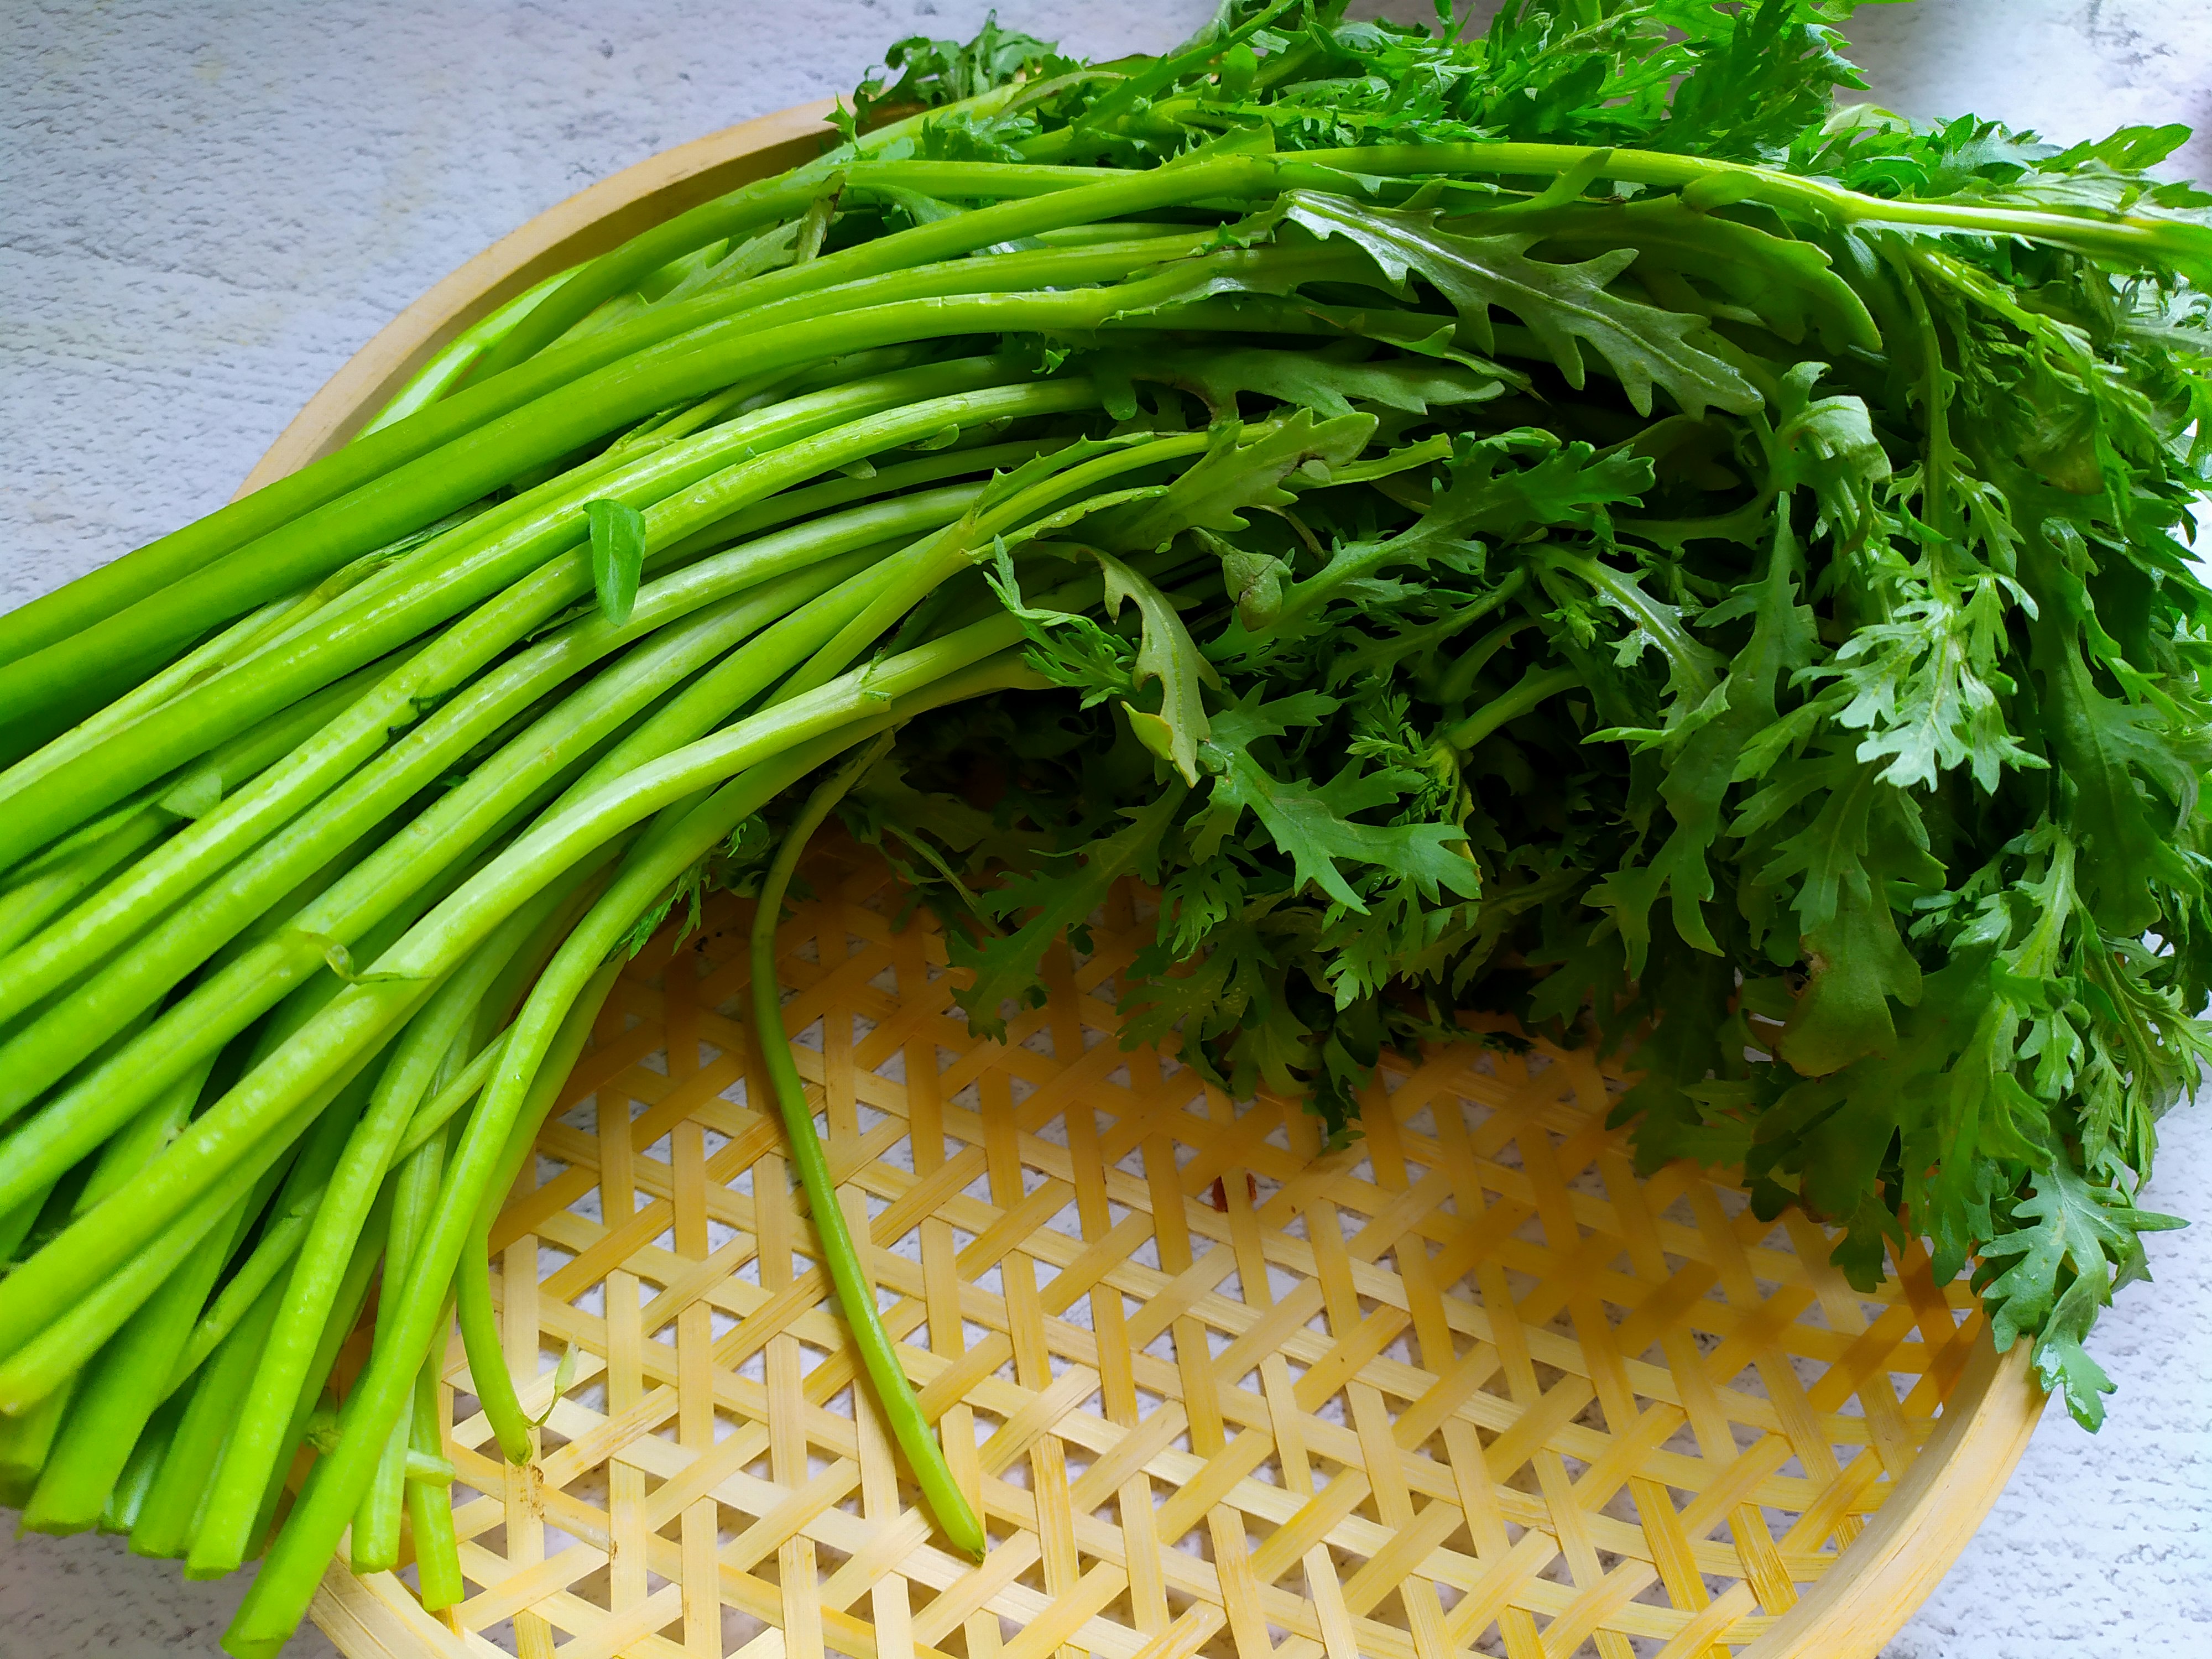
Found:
[305,838,2039,1659]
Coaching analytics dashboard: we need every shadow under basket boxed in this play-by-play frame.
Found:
[305,844,2041,1659]
[217,96,2046,1659]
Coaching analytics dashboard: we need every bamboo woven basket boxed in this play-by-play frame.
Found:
[230,101,2048,1659]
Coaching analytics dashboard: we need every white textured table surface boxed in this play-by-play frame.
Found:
[3,3,2208,1655]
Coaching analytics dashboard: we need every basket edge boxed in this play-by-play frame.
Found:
[311,1558,474,1659]
[1738,1329,2042,1659]
[230,95,839,502]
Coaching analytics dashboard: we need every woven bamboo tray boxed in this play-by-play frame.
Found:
[231,100,2048,1659]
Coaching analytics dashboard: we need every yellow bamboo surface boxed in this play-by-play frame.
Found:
[309,842,2041,1659]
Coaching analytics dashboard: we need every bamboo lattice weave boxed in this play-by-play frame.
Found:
[367,842,1984,1659]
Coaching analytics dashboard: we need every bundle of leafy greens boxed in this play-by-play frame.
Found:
[0,3,2206,1650]
[843,0,2212,1438]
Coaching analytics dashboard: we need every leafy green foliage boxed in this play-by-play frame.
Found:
[28,8,2212,1637]
[1193,689,1481,915]
[847,12,1071,133]
[1061,0,1867,162]
[1108,342,1511,421]
[1097,549,1219,784]
[622,816,777,959]
[1091,409,1376,552]
[951,787,1186,1036]
[827,0,2212,1426]
[1979,1154,2185,1428]
[1276,192,1762,418]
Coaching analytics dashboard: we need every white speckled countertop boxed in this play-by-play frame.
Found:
[2,3,2206,1654]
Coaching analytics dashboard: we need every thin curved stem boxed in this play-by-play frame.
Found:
[1295,142,2212,273]
[748,733,986,1559]
[1442,664,1583,753]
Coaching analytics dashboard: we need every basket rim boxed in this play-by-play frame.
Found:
[231,95,841,500]
[233,98,2047,1659]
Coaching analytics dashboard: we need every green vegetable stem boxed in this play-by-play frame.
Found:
[747,731,988,1559]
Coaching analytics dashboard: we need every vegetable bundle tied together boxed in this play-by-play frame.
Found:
[2,3,2208,1651]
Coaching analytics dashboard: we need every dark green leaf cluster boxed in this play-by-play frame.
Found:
[963,0,1870,165]
[832,0,2212,1430]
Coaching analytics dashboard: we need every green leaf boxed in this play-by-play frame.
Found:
[1249,430,1656,651]
[1094,549,1218,785]
[982,539,1215,782]
[1587,500,1817,972]
[1121,908,1310,1101]
[852,14,1067,127]
[585,499,647,627]
[295,933,431,986]
[1979,1154,2186,1429]
[621,816,775,959]
[1481,197,1881,352]
[2043,646,2203,935]
[1218,542,1290,632]
[790,172,846,265]
[1126,342,1513,419]
[1809,578,2043,795]
[951,787,1187,1038]
[1205,686,1339,752]
[528,1343,580,1428]
[1277,192,1761,418]
[1197,744,1479,915]
[1092,409,1376,552]
[1768,359,1892,533]
[1778,871,1923,1074]
[1655,0,1869,161]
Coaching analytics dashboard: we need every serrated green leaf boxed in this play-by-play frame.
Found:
[1095,549,1218,784]
[951,787,1187,1037]
[1278,191,1762,418]
[1093,409,1375,552]
[1980,1154,2186,1429]
[1127,342,1513,419]
[2043,646,2203,935]
[1778,870,1923,1074]
[1246,430,1657,653]
[1197,745,1479,915]
[1590,498,1817,972]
